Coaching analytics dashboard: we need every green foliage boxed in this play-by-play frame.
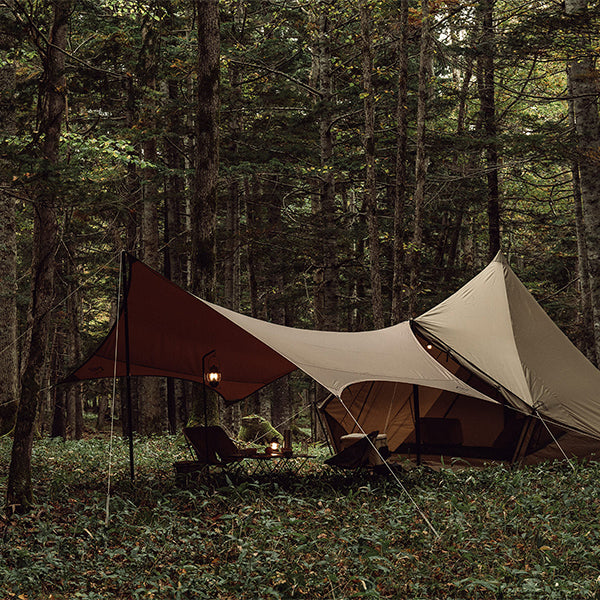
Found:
[2,437,600,599]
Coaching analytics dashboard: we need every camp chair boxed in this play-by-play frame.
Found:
[325,430,385,469]
[174,426,257,480]
[184,425,257,464]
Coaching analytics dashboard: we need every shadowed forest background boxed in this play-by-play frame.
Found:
[2,0,600,509]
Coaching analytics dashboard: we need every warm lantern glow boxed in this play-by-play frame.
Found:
[270,441,280,452]
[206,365,221,388]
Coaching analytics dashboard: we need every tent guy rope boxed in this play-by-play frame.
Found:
[105,254,123,526]
[336,394,441,540]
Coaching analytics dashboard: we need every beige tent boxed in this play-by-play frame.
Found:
[323,253,600,464]
[405,251,600,462]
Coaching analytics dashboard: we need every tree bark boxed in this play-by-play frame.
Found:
[191,0,220,425]
[360,0,384,329]
[408,0,431,316]
[568,76,596,364]
[315,7,339,331]
[565,0,600,361]
[138,12,164,435]
[391,0,409,324]
[0,28,18,435]
[7,0,70,513]
[479,0,501,260]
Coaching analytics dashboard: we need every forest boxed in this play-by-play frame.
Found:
[1,0,600,511]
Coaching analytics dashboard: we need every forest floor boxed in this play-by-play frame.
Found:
[1,435,600,599]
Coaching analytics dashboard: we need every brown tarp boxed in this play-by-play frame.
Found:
[64,256,296,401]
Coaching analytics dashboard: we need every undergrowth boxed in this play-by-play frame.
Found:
[1,436,600,599]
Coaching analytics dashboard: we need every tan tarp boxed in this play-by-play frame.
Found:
[65,256,492,411]
[414,251,600,441]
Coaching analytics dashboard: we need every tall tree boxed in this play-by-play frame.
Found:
[0,9,18,435]
[479,0,501,259]
[360,0,384,329]
[191,0,220,424]
[7,0,70,513]
[314,3,339,331]
[568,77,596,364]
[391,0,410,324]
[565,0,600,361]
[408,0,432,316]
[138,11,164,435]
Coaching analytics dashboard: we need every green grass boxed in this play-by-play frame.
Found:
[1,436,600,599]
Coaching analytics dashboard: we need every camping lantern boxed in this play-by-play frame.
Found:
[205,365,221,388]
[270,441,280,452]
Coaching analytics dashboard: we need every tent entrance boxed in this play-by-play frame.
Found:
[319,337,571,465]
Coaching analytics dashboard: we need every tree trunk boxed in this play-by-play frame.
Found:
[138,13,164,435]
[565,0,600,361]
[408,0,431,316]
[391,0,409,324]
[7,0,70,514]
[163,68,187,433]
[479,0,501,260]
[0,34,18,435]
[568,76,596,364]
[360,0,384,329]
[191,0,220,302]
[445,56,474,278]
[315,7,339,331]
[267,183,291,431]
[191,0,220,425]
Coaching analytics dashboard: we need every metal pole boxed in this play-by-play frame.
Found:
[121,251,135,482]
[202,350,214,464]
[413,384,422,466]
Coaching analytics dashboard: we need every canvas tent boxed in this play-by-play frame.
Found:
[65,255,493,434]
[321,252,600,464]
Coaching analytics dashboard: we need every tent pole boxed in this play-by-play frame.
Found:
[314,399,334,455]
[413,384,422,466]
[121,251,135,482]
[201,350,214,465]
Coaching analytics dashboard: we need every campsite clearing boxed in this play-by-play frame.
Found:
[1,435,599,599]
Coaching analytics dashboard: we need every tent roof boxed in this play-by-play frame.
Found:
[65,255,493,406]
[414,251,600,439]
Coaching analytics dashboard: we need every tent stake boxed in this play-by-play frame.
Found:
[121,252,135,482]
[413,384,422,466]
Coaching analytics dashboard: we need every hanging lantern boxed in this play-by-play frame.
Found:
[205,364,221,388]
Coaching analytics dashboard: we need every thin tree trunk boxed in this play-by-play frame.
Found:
[0,37,18,434]
[446,56,474,276]
[120,75,141,438]
[408,0,431,316]
[315,7,339,331]
[568,76,596,364]
[138,13,164,435]
[7,0,70,513]
[566,0,600,361]
[479,0,501,259]
[360,0,384,329]
[163,71,187,433]
[191,0,221,425]
[191,0,219,302]
[391,0,409,324]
